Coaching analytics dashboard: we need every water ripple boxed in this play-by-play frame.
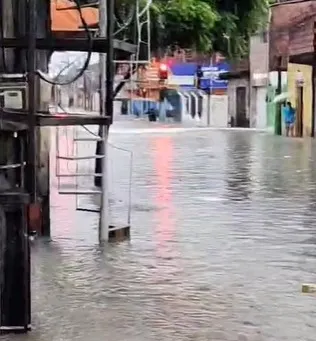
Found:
[4,123,316,341]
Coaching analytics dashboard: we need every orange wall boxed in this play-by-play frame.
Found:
[51,0,98,32]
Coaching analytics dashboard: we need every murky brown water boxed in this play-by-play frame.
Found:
[3,120,316,341]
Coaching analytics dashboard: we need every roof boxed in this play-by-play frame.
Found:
[288,17,314,57]
[51,0,98,32]
[219,70,250,80]
[269,0,316,68]
[270,0,311,8]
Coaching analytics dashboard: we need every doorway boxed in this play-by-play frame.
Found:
[295,86,303,137]
[236,86,249,127]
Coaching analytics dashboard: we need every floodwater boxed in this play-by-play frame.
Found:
[4,120,316,341]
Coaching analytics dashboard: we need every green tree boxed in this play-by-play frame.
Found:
[211,0,270,58]
[150,0,218,53]
[78,0,270,59]
[151,0,270,58]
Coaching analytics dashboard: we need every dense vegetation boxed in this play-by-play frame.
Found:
[77,0,270,59]
[150,0,270,58]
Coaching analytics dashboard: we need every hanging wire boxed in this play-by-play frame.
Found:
[113,0,152,97]
[114,1,135,28]
[37,0,93,86]
[78,123,133,224]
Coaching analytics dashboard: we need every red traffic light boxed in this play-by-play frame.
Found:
[159,63,168,71]
[158,63,168,80]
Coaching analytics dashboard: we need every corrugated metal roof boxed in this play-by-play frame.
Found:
[288,19,314,56]
[270,0,316,68]
[270,0,312,8]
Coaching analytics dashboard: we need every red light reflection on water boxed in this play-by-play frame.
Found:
[152,136,175,243]
[151,136,185,284]
[50,127,77,236]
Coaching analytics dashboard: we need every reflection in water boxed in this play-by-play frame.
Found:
[4,123,316,341]
[152,136,175,242]
[152,136,178,269]
[50,127,77,238]
[225,133,252,201]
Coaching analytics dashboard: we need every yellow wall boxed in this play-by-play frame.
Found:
[288,63,313,137]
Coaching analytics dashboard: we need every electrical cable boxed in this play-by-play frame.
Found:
[113,0,152,36]
[113,0,153,97]
[57,103,99,137]
[113,0,137,38]
[45,0,150,95]
[37,0,93,86]
[114,2,135,27]
[114,9,135,36]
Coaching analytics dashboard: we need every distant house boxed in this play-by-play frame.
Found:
[220,59,250,128]
[219,29,269,130]
[270,0,316,137]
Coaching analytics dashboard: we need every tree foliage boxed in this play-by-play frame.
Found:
[151,0,270,58]
[150,0,218,53]
[77,0,270,59]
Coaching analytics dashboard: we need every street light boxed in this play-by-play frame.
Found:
[223,33,231,57]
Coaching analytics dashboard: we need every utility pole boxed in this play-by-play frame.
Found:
[275,56,282,135]
[207,56,214,127]
[98,0,109,243]
[98,0,115,243]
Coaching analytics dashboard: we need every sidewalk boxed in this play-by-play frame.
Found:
[50,105,271,133]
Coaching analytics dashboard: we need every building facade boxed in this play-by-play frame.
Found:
[270,0,316,137]
[226,75,250,127]
[249,32,269,129]
[223,29,269,129]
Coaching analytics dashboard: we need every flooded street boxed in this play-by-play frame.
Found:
[5,120,316,341]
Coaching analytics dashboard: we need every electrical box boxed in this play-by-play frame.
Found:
[0,73,52,111]
[3,90,23,109]
[0,74,27,110]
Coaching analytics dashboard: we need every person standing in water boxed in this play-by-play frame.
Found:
[283,101,296,137]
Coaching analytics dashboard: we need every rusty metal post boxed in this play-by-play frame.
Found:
[106,0,115,123]
[275,56,282,135]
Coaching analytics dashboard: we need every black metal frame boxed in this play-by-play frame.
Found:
[0,0,136,195]
[1,37,136,54]
[0,0,135,333]
[0,109,111,126]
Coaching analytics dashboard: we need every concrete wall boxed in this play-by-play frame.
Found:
[266,72,288,132]
[288,63,313,137]
[249,33,269,77]
[249,32,269,128]
[227,77,250,122]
